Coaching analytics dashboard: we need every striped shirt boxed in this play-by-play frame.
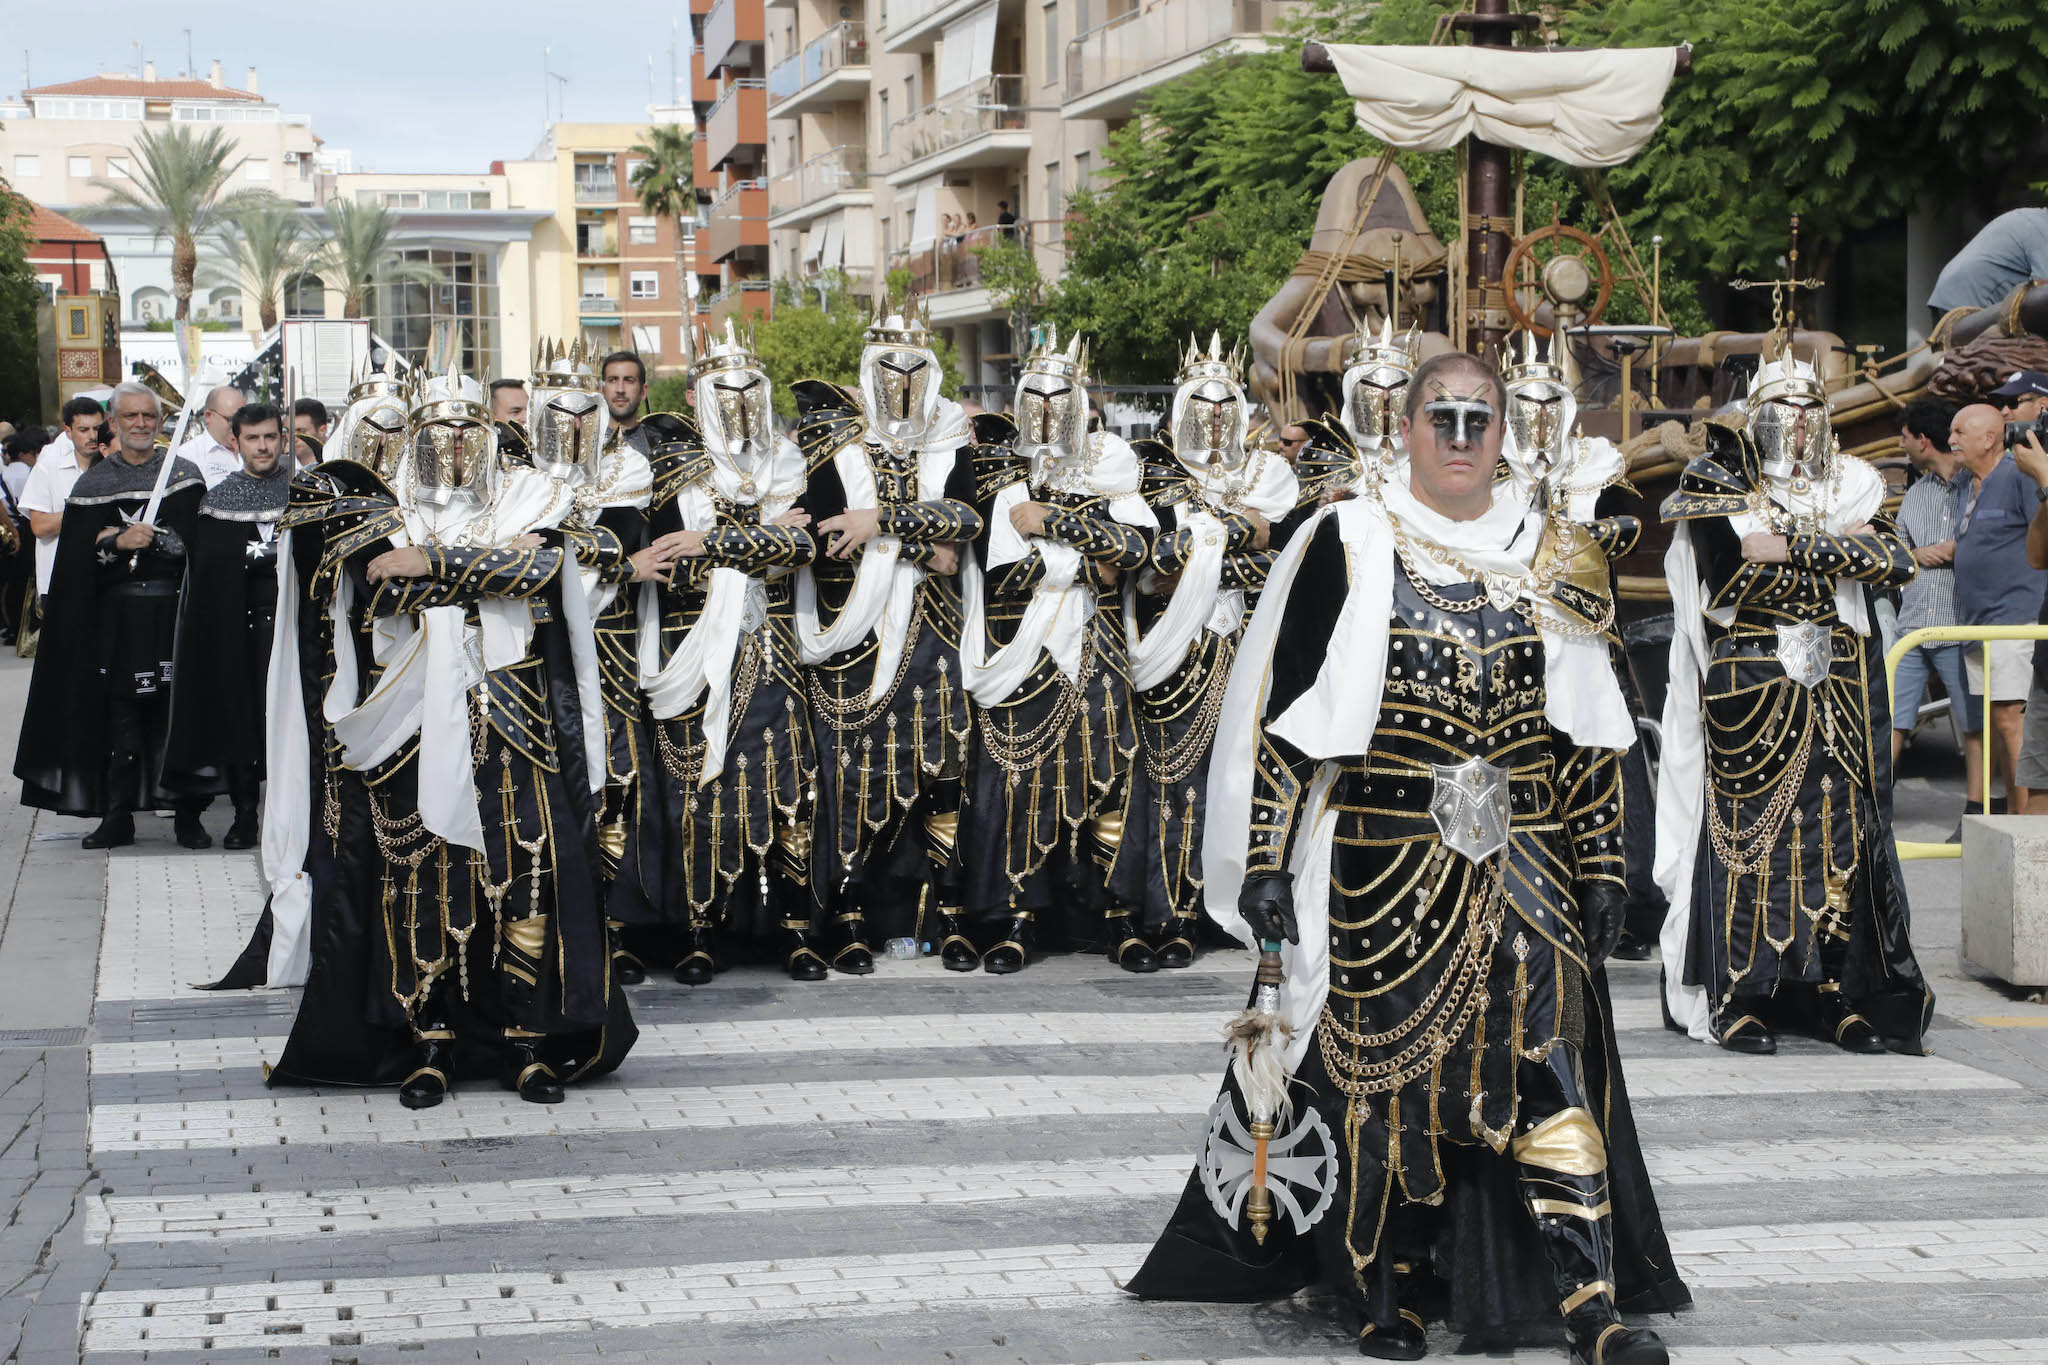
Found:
[1896,466,1968,631]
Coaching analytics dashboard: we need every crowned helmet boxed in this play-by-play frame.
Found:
[329,351,411,479]
[861,291,941,444]
[1745,347,1832,484]
[1500,330,1580,483]
[688,316,774,469]
[405,364,497,510]
[528,335,609,486]
[1170,330,1251,475]
[1014,325,1091,472]
[1339,314,1418,449]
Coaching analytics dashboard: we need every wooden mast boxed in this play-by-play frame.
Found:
[1454,0,1538,362]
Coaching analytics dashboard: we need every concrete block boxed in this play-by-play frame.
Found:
[1961,815,2048,987]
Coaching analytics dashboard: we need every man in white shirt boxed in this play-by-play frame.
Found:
[19,398,105,599]
[176,385,246,489]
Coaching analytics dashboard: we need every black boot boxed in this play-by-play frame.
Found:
[783,924,829,982]
[1518,1126,1668,1365]
[222,808,259,851]
[222,766,260,850]
[503,1037,564,1104]
[982,912,1034,975]
[1153,913,1199,970]
[1572,1324,1668,1365]
[82,812,135,850]
[1717,1010,1776,1055]
[1357,1309,1428,1360]
[1608,929,1654,961]
[673,925,717,986]
[1816,982,1885,1054]
[1105,908,1157,974]
[174,805,212,850]
[830,911,874,976]
[609,921,646,986]
[398,1030,454,1110]
[936,911,979,971]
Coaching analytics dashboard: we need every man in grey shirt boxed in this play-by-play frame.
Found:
[1929,208,2048,319]
[1891,399,1980,828]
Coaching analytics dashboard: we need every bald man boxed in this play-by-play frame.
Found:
[1953,403,2048,813]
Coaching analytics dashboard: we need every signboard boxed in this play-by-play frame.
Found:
[281,319,372,410]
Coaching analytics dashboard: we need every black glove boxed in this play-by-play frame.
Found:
[1577,881,1627,967]
[1239,870,1299,946]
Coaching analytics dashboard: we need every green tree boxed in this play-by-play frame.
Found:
[205,201,313,332]
[90,124,273,323]
[307,199,441,320]
[628,124,699,323]
[0,182,46,422]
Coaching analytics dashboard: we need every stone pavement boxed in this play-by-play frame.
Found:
[0,648,2044,1365]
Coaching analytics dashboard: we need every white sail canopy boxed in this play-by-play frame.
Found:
[1325,44,1682,168]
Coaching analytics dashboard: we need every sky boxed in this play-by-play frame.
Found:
[8,0,694,172]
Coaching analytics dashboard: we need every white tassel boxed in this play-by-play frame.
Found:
[1225,1006,1294,1123]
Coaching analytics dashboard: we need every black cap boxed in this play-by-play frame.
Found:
[1989,370,2048,401]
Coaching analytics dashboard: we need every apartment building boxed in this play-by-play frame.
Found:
[694,0,775,328]
[761,0,1297,397]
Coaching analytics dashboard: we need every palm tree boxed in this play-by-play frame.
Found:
[628,124,699,325]
[92,124,274,322]
[306,199,441,320]
[205,201,313,332]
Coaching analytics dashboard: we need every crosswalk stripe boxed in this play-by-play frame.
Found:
[86,1134,2048,1246]
[78,1219,2048,1354]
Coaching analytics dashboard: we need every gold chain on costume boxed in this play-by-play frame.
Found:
[1704,707,1818,875]
[1392,518,1615,638]
[1143,642,1232,786]
[806,588,925,733]
[980,633,1097,774]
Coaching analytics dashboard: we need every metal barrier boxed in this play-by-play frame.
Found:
[1884,623,2048,860]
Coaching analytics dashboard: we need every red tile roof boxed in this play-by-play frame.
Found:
[23,202,102,247]
[26,77,262,102]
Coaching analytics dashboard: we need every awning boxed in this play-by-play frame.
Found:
[820,217,845,270]
[936,2,998,96]
[907,182,939,252]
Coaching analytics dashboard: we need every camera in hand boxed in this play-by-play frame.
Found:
[2005,414,2048,449]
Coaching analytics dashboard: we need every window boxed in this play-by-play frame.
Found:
[67,155,90,177]
[878,90,891,154]
[12,155,38,178]
[370,248,499,380]
[628,215,658,246]
[631,324,661,354]
[580,267,610,299]
[1043,0,1060,82]
[471,191,490,209]
[107,157,130,179]
[1044,160,1062,221]
[246,160,271,181]
[1074,151,1091,189]
[630,270,660,299]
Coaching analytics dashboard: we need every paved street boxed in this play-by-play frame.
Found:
[0,649,2044,1365]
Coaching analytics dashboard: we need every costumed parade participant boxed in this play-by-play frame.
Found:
[527,338,664,986]
[1130,333,1297,966]
[1296,316,1417,504]
[791,294,982,972]
[16,381,212,850]
[1496,336,1665,959]
[163,403,293,851]
[956,329,1158,973]
[1130,351,1686,1364]
[1656,350,1932,1055]
[637,320,823,984]
[276,364,634,1107]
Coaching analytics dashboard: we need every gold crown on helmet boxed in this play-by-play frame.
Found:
[348,350,406,404]
[1177,330,1244,387]
[1747,349,1826,408]
[1342,314,1418,373]
[1501,329,1580,392]
[533,335,601,392]
[1022,325,1089,384]
[865,291,933,349]
[408,363,490,425]
[686,316,761,384]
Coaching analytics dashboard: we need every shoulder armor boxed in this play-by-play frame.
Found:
[791,380,865,473]
[1661,423,1757,523]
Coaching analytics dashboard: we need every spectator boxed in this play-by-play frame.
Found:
[600,352,649,453]
[293,432,323,469]
[1,425,41,503]
[1890,399,1980,824]
[20,398,105,601]
[1275,423,1311,467]
[489,378,528,425]
[1990,369,2048,424]
[2014,411,2048,813]
[176,385,247,489]
[0,421,14,447]
[1928,210,2048,322]
[291,397,331,447]
[1952,402,2048,813]
[996,201,1018,234]
[964,211,980,238]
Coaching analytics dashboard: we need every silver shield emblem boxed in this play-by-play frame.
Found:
[1430,757,1513,863]
[1775,621,1830,688]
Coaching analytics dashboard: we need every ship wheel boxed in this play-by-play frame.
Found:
[1502,224,1614,338]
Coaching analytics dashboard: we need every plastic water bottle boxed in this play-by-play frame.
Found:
[884,936,919,960]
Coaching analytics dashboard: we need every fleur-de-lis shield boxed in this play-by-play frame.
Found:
[1775,621,1830,689]
[1430,756,1513,862]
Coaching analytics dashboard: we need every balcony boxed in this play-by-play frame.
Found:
[879,0,986,54]
[767,22,871,117]
[576,225,619,259]
[690,44,718,104]
[1065,0,1295,120]
[889,223,1027,295]
[704,79,768,171]
[707,179,770,262]
[579,295,622,325]
[704,0,764,75]
[703,279,774,326]
[574,176,620,204]
[882,75,1029,187]
[768,144,870,229]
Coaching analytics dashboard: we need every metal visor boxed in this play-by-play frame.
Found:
[1506,380,1571,477]
[1016,374,1083,471]
[531,388,607,485]
[1342,365,1409,447]
[863,346,936,442]
[1173,377,1247,474]
[1751,396,1828,476]
[410,418,495,508]
[705,369,772,461]
[347,399,410,479]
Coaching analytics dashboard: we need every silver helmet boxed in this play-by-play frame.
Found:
[1501,331,1580,486]
[1338,315,1417,450]
[528,336,609,486]
[1015,325,1090,484]
[860,293,941,444]
[1170,330,1250,476]
[1746,351,1833,493]
[329,352,410,479]
[689,316,774,482]
[404,367,497,510]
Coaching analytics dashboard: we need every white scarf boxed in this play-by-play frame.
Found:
[571,445,655,620]
[1656,455,1886,1041]
[1128,450,1298,692]
[958,431,1157,707]
[793,400,968,704]
[637,435,805,785]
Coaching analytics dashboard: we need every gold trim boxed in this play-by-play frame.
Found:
[516,1061,558,1088]
[402,1065,448,1088]
[1560,1280,1615,1315]
[1510,1108,1607,1177]
[1530,1197,1612,1221]
[503,915,549,958]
